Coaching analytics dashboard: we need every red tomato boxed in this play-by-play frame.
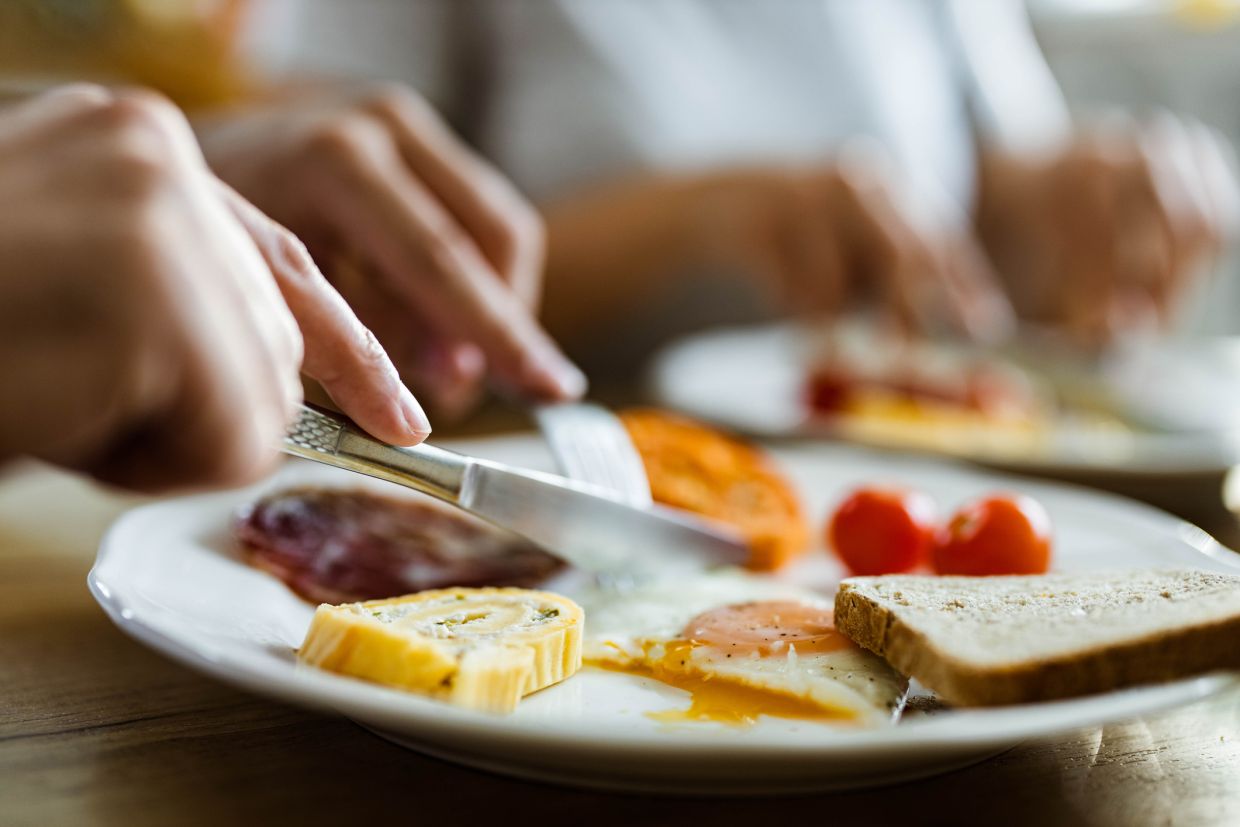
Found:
[829,487,936,575]
[932,494,1052,576]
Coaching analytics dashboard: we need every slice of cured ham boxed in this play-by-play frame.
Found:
[235,487,563,604]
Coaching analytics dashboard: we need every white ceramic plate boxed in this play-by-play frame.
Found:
[648,323,1240,476]
[89,435,1240,794]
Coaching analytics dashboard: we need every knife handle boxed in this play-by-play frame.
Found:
[282,404,467,503]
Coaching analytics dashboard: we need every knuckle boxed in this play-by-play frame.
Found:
[106,149,178,201]
[407,203,474,264]
[352,326,400,382]
[360,81,428,120]
[508,201,546,251]
[489,198,546,262]
[94,90,185,141]
[270,222,318,279]
[358,326,389,366]
[835,161,889,207]
[419,226,475,280]
[302,114,380,163]
[42,83,114,112]
[88,95,192,195]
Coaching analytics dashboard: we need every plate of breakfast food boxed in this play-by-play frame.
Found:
[89,412,1240,794]
[648,321,1240,475]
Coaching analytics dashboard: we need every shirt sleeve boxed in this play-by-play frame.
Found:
[936,0,1072,154]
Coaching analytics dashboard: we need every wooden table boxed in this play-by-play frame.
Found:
[4,453,1240,827]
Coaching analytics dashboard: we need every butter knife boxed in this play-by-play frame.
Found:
[281,404,747,573]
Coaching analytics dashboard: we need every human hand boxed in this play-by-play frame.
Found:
[976,117,1240,344]
[691,151,1014,342]
[198,83,585,416]
[0,86,428,491]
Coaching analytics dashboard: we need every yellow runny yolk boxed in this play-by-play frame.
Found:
[593,601,863,726]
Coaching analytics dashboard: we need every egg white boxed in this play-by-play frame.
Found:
[574,569,908,725]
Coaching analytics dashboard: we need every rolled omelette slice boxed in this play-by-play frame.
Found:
[298,587,583,713]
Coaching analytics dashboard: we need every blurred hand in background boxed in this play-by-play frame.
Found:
[975,116,1240,346]
[542,152,1014,348]
[196,83,586,418]
[0,86,428,492]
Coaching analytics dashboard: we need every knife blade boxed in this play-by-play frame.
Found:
[281,404,748,573]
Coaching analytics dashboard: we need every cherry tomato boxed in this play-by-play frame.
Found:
[828,487,936,575]
[932,494,1052,576]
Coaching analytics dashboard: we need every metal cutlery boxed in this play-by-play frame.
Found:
[281,404,747,574]
[533,402,652,507]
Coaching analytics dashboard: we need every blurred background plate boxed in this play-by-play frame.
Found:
[648,322,1240,478]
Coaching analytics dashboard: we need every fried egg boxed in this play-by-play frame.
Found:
[576,571,907,727]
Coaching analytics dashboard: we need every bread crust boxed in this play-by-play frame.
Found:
[834,581,1240,706]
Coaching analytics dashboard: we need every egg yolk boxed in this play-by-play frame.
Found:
[594,601,862,727]
[684,600,851,656]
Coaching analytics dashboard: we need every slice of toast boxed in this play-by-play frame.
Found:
[834,569,1240,706]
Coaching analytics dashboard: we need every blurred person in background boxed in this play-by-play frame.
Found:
[0,0,586,421]
[0,84,431,491]
[279,0,1240,375]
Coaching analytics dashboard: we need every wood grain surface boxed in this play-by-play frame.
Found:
[3,453,1240,827]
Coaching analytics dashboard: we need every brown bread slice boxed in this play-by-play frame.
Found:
[834,569,1240,706]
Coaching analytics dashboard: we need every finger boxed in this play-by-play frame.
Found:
[834,144,1013,342]
[327,255,487,419]
[1144,115,1218,271]
[219,182,432,445]
[1186,119,1240,254]
[89,293,292,493]
[1097,124,1187,330]
[780,171,849,317]
[84,99,302,490]
[939,235,1016,345]
[1125,119,1208,317]
[140,97,309,440]
[1105,286,1161,341]
[828,157,918,331]
[192,182,306,426]
[87,393,279,493]
[364,88,546,306]
[1115,173,1175,324]
[95,239,294,494]
[305,117,585,401]
[834,159,987,338]
[1058,139,1128,342]
[412,340,489,420]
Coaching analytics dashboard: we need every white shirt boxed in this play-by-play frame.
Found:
[276,0,1069,218]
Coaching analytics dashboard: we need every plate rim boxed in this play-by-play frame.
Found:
[647,321,1240,475]
[88,446,1240,761]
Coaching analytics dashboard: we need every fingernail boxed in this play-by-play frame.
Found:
[397,384,432,439]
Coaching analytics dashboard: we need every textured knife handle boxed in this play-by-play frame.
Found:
[284,405,346,456]
[281,404,466,502]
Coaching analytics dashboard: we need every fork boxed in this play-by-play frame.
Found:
[533,402,653,508]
